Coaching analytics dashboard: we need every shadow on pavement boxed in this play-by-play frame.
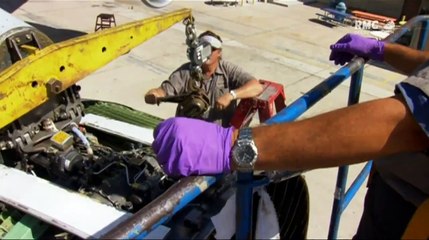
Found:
[204,1,240,7]
[308,18,337,28]
[27,22,87,43]
[298,0,326,8]
[0,0,28,13]
[267,0,289,8]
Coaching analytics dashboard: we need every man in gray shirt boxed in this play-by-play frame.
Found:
[144,30,263,127]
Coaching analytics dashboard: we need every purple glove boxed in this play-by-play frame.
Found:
[152,117,234,177]
[329,33,385,65]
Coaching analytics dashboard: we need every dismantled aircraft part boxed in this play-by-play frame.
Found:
[0,9,190,238]
[0,7,311,239]
[0,207,53,239]
[0,163,134,239]
[142,0,172,8]
[0,92,310,239]
[176,90,211,118]
[0,85,84,152]
[157,90,210,118]
[0,8,53,73]
[0,8,192,130]
[0,95,174,213]
[156,16,212,119]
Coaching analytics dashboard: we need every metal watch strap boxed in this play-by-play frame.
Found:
[234,127,258,172]
[237,127,252,142]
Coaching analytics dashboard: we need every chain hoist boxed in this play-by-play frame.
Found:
[157,17,211,118]
[184,16,213,84]
[158,17,211,118]
[184,16,203,85]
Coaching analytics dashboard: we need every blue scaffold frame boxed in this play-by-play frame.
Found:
[236,15,429,240]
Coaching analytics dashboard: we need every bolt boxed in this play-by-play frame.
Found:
[6,141,14,149]
[46,79,62,94]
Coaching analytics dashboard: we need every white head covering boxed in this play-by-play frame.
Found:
[199,35,222,49]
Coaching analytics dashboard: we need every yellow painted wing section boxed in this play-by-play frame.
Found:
[0,8,191,129]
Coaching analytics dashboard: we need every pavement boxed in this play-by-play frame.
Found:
[7,0,407,238]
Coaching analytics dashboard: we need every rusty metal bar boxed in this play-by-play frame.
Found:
[100,176,216,239]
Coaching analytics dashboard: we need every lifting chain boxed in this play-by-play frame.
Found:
[183,16,204,90]
[154,17,211,119]
[175,16,210,118]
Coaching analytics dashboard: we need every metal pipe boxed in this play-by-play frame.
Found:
[328,66,363,239]
[347,66,363,106]
[265,58,365,124]
[328,166,349,240]
[236,58,365,239]
[236,172,254,239]
[341,161,372,212]
[70,123,94,160]
[238,15,429,240]
[325,16,429,239]
[100,176,216,239]
[384,15,429,43]
[326,16,429,238]
[235,57,366,238]
[418,20,429,51]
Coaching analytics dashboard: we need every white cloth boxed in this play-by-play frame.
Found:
[210,188,280,239]
[199,35,222,49]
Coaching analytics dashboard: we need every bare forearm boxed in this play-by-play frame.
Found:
[144,87,166,104]
[234,79,264,99]
[384,43,429,75]
[249,96,429,170]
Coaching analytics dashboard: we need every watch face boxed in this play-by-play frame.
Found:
[233,144,257,166]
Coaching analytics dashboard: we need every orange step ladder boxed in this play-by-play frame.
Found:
[230,80,286,128]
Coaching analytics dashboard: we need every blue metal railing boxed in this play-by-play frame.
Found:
[327,15,429,239]
[327,59,365,239]
[236,15,429,240]
[235,57,365,239]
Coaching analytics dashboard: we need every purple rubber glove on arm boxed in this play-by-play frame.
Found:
[329,33,385,65]
[152,117,234,177]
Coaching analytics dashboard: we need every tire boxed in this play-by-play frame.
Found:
[142,0,172,8]
[266,175,310,239]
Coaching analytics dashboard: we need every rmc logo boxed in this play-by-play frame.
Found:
[354,20,395,31]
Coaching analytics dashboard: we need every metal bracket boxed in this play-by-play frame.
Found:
[7,31,42,63]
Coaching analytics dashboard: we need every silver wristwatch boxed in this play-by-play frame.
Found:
[231,127,258,172]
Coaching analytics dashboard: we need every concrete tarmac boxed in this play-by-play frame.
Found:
[7,0,407,238]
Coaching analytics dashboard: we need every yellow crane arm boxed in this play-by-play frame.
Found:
[0,8,192,129]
